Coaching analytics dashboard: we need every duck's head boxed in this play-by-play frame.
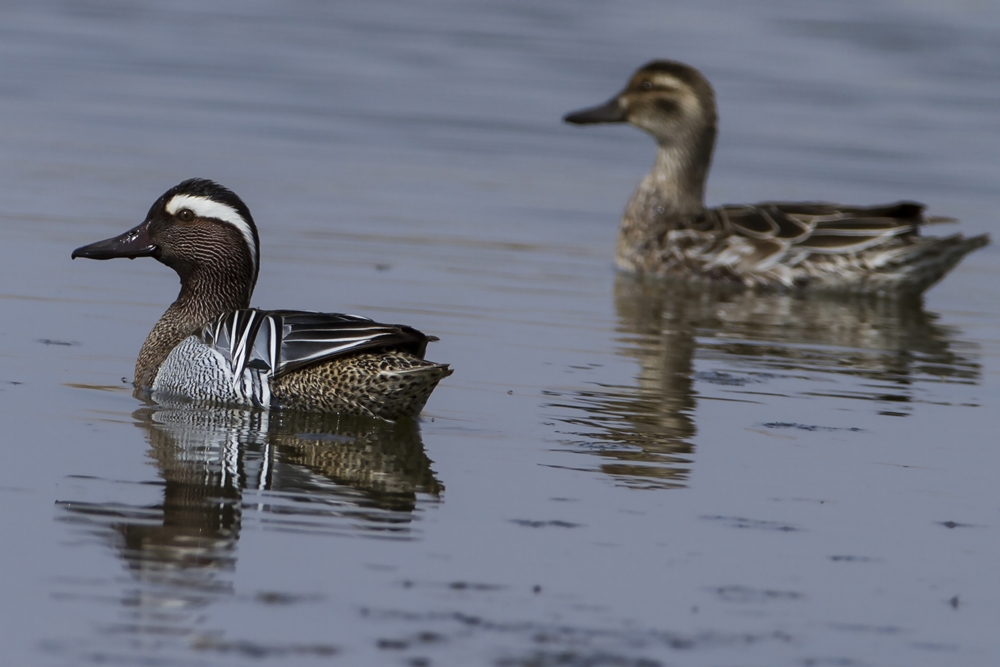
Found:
[73,178,260,296]
[563,60,717,149]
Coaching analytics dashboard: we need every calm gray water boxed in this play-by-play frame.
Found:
[1,1,999,665]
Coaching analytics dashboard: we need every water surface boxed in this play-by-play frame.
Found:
[1,1,999,665]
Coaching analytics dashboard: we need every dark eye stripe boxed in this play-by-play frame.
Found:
[654,99,680,114]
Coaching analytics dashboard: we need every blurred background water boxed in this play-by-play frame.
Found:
[1,1,998,665]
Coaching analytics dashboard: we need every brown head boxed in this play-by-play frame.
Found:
[564,60,720,218]
[564,60,718,168]
[72,178,260,310]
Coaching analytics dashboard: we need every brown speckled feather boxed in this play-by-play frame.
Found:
[271,351,453,420]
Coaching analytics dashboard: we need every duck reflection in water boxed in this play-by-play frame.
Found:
[547,275,980,490]
[58,407,441,644]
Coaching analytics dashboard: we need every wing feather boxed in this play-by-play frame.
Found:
[197,309,436,382]
[700,201,929,256]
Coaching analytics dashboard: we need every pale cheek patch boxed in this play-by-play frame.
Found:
[166,194,258,272]
[676,90,701,118]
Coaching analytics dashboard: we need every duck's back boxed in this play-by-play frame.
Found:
[625,200,988,294]
[152,309,451,420]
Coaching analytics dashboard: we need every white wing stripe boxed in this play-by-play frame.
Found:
[232,310,257,376]
[268,316,279,372]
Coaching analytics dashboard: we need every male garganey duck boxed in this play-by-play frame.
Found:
[72,178,451,420]
[564,60,988,294]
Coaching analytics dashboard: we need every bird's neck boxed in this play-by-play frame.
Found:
[616,136,715,270]
[134,264,252,389]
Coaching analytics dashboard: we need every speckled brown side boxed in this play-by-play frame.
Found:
[270,350,452,421]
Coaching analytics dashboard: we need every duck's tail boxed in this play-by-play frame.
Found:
[878,233,990,295]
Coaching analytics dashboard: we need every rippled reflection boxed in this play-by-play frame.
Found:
[57,407,440,651]
[548,275,981,489]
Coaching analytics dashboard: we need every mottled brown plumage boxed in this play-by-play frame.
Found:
[564,60,988,294]
[271,351,452,420]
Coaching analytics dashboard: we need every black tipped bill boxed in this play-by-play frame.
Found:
[563,97,627,125]
[72,221,157,260]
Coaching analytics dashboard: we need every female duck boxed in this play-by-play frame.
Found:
[73,178,451,420]
[564,60,988,294]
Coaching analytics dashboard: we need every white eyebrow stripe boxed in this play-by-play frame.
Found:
[165,194,257,273]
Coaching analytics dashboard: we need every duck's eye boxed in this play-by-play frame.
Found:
[176,208,195,222]
[641,80,653,90]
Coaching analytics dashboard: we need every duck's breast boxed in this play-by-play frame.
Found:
[152,335,270,408]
